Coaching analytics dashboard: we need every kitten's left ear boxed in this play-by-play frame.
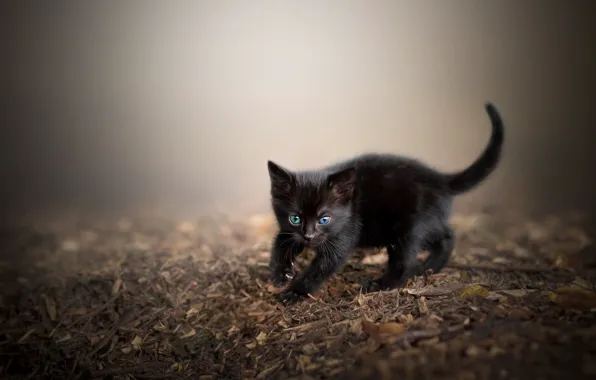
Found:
[328,167,356,201]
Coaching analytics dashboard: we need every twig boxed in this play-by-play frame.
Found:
[90,363,167,378]
[72,292,121,328]
[135,375,177,379]
[283,319,326,332]
[307,293,337,308]
[272,338,307,345]
[447,263,558,274]
[48,297,82,338]
[66,355,79,380]
[87,308,136,358]
[390,323,466,346]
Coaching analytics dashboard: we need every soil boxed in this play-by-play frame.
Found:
[1,210,596,380]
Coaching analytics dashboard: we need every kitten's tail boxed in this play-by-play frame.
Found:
[445,102,504,195]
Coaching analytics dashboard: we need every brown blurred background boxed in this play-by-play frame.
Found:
[3,0,596,220]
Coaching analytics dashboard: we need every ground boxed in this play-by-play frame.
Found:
[1,210,596,379]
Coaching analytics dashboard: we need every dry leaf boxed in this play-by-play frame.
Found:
[227,325,240,336]
[554,255,569,269]
[301,343,319,355]
[190,302,204,311]
[80,230,97,243]
[572,276,595,291]
[177,221,195,234]
[245,342,257,349]
[172,363,183,372]
[61,239,79,252]
[256,363,282,379]
[507,308,533,320]
[112,278,122,295]
[152,321,167,331]
[457,285,489,298]
[357,293,366,306]
[267,284,281,294]
[465,345,481,357]
[70,308,88,316]
[256,331,268,345]
[324,359,343,367]
[160,271,172,283]
[418,337,440,346]
[362,320,406,343]
[56,332,71,343]
[418,296,429,315]
[406,283,465,297]
[131,335,143,350]
[492,257,510,264]
[378,322,406,334]
[298,355,312,367]
[489,345,506,357]
[277,320,289,329]
[43,296,57,321]
[362,253,386,265]
[121,346,132,354]
[459,271,471,282]
[499,289,536,297]
[547,286,596,310]
[180,328,196,339]
[489,288,536,302]
[117,218,132,231]
[329,287,341,297]
[361,320,378,336]
[348,319,363,335]
[185,307,200,319]
[17,329,35,344]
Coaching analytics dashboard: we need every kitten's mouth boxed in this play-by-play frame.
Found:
[305,238,323,248]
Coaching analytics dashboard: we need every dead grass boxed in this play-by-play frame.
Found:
[1,211,595,379]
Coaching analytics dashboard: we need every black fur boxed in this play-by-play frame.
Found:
[267,103,505,305]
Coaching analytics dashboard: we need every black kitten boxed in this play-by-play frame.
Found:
[267,103,504,305]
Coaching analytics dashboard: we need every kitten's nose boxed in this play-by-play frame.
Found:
[304,233,315,241]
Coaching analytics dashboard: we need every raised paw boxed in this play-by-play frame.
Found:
[279,288,307,305]
[270,266,294,288]
[360,278,393,294]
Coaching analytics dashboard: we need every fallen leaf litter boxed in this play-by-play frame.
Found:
[0,211,595,379]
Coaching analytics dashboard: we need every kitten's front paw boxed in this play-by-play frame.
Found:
[360,278,393,293]
[279,288,307,305]
[271,267,294,288]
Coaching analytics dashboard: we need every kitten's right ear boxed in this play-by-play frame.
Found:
[267,161,293,183]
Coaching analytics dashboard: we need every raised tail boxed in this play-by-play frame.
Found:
[444,102,504,195]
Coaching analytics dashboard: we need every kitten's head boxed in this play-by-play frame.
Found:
[267,160,356,247]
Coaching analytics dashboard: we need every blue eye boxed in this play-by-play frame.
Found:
[318,216,331,225]
[289,215,302,225]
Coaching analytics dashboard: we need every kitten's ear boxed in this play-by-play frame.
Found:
[267,161,293,182]
[267,160,294,196]
[328,167,356,201]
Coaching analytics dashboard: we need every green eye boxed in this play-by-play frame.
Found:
[289,215,302,225]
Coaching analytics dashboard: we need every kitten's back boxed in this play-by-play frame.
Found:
[326,102,504,198]
[327,153,449,195]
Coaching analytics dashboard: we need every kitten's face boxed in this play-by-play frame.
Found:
[267,161,356,247]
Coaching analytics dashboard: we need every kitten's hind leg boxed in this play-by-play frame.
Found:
[361,238,422,293]
[421,226,455,275]
[269,232,305,288]
[279,239,352,305]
